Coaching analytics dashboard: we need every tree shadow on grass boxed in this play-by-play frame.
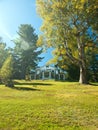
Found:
[89,82,98,86]
[14,81,53,86]
[13,86,41,91]
[12,81,53,91]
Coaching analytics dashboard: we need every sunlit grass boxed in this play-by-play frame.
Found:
[0,80,98,130]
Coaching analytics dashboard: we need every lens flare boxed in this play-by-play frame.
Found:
[0,21,12,40]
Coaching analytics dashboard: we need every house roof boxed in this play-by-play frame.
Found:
[33,65,67,73]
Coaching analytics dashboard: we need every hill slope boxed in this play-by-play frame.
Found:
[0,80,98,130]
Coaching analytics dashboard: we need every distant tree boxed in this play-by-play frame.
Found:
[58,60,79,81]
[48,50,80,81]
[0,55,14,87]
[13,24,43,79]
[88,54,98,82]
[0,37,8,68]
[0,37,10,83]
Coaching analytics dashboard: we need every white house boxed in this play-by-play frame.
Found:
[31,65,67,80]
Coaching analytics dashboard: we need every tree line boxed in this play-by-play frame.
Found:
[0,0,98,86]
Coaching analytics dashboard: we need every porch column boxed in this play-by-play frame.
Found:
[42,71,45,79]
[29,75,31,80]
[34,73,36,79]
[58,74,60,80]
[63,74,65,80]
[49,71,51,79]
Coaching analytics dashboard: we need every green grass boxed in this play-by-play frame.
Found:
[0,80,98,130]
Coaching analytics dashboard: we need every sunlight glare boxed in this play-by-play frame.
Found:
[0,21,12,40]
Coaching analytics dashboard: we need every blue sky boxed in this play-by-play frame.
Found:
[0,0,52,66]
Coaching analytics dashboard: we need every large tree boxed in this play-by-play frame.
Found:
[13,24,43,79]
[36,0,98,84]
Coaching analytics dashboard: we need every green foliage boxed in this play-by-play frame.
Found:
[88,54,98,82]
[65,64,80,81]
[0,37,8,68]
[85,0,98,32]
[13,24,43,79]
[0,55,14,87]
[59,60,80,81]
[0,80,98,129]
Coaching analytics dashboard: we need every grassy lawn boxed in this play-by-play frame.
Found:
[0,80,98,130]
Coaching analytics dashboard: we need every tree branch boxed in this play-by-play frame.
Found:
[63,40,79,65]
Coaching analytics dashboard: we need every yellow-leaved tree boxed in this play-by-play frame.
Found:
[36,0,98,84]
[0,55,14,87]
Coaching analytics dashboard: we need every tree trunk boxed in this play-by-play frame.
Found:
[76,36,88,84]
[79,65,88,84]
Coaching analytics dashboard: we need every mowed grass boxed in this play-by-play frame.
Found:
[0,80,98,130]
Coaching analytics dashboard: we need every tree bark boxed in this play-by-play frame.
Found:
[79,65,88,84]
[76,35,88,84]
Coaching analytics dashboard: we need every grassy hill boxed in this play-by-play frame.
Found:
[0,80,98,130]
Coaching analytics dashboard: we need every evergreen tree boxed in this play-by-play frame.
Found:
[13,24,43,79]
